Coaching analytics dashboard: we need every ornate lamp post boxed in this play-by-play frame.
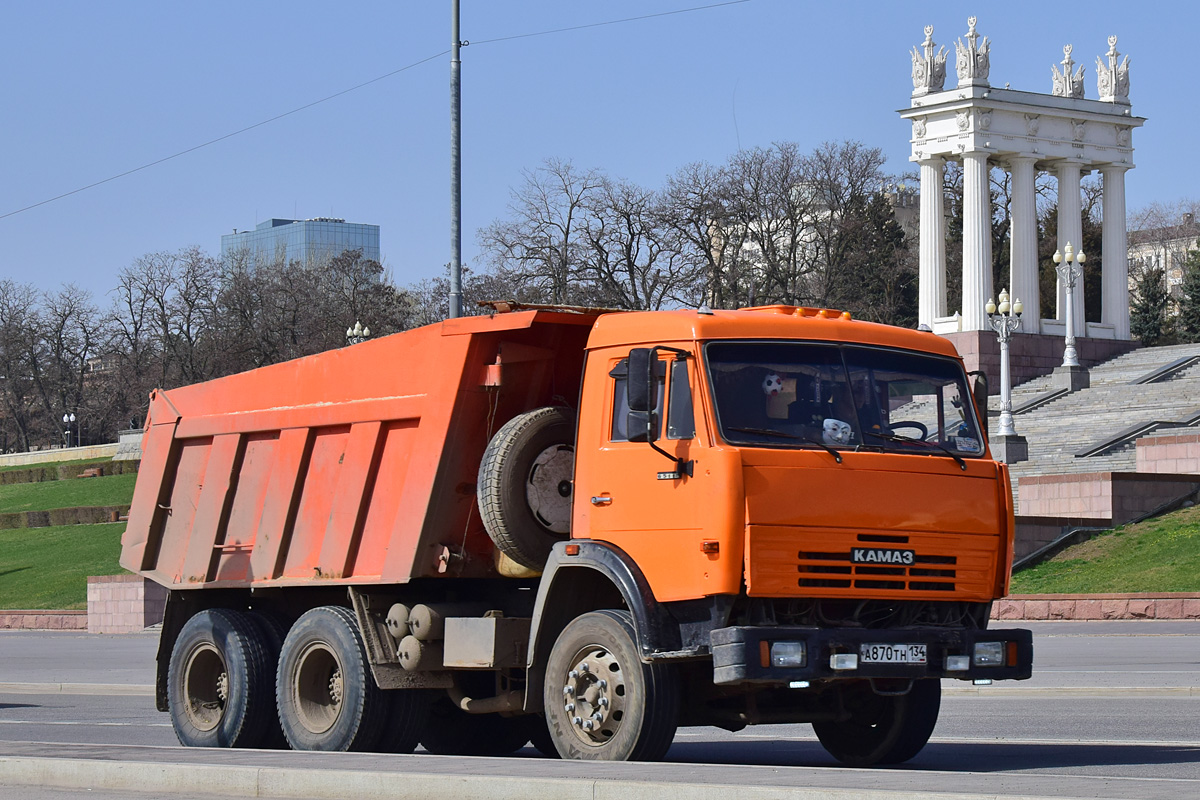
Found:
[986,289,1023,440]
[1052,242,1085,368]
[61,412,76,449]
[345,321,371,346]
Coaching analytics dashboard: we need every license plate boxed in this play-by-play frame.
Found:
[860,643,927,664]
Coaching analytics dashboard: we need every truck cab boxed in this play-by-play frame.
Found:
[529,305,1030,764]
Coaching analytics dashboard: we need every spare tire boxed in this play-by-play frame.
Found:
[478,406,575,570]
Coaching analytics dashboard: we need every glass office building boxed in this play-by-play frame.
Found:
[221,218,380,267]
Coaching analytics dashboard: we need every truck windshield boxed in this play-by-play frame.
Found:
[705,341,984,458]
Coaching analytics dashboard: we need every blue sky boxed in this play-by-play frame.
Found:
[0,1,1188,301]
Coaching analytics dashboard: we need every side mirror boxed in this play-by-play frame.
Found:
[626,348,658,443]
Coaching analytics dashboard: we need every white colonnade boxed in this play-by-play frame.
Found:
[906,19,1144,341]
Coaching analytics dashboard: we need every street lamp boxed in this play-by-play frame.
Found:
[345,321,371,346]
[62,412,76,449]
[1052,242,1086,368]
[986,288,1024,440]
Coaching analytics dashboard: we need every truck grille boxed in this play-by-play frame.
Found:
[798,535,957,592]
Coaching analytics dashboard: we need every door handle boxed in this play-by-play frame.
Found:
[591,495,612,506]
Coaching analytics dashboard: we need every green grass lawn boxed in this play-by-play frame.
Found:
[0,523,128,609]
[0,472,137,513]
[0,457,111,475]
[1011,504,1200,594]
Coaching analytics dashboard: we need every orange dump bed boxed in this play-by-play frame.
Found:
[120,310,597,589]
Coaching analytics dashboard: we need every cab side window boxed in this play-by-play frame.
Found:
[666,360,694,440]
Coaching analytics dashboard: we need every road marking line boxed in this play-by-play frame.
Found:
[0,682,153,696]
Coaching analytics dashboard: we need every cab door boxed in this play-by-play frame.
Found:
[573,346,742,602]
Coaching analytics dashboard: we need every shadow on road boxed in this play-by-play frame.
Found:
[665,739,1200,771]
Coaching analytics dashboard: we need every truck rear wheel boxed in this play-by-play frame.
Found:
[543,610,678,761]
[377,689,434,753]
[813,678,941,766]
[167,608,274,748]
[275,606,385,752]
[478,406,575,571]
[245,610,290,749]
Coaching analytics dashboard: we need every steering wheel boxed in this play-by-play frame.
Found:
[889,421,929,440]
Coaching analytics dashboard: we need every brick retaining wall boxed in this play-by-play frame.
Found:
[0,610,87,630]
[1137,431,1200,474]
[1018,472,1200,523]
[993,593,1200,620]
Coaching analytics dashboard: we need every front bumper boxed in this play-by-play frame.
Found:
[711,625,1033,685]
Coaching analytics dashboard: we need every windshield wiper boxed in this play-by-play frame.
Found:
[727,427,842,464]
[866,431,967,471]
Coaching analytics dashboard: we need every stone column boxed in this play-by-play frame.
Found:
[1101,165,1131,339]
[1008,155,1040,333]
[918,157,947,329]
[961,151,993,331]
[1055,161,1085,337]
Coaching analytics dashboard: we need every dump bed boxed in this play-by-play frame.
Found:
[120,310,598,589]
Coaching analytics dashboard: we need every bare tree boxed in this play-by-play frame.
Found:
[478,158,604,305]
[801,140,888,306]
[723,142,816,305]
[0,280,43,451]
[660,160,751,309]
[579,177,704,310]
[36,285,101,440]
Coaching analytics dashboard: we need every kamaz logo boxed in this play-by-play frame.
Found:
[851,548,915,565]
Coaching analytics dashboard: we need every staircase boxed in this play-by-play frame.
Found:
[992,342,1200,483]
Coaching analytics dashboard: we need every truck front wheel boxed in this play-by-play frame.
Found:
[275,606,386,751]
[543,610,678,761]
[813,678,941,766]
[167,609,274,748]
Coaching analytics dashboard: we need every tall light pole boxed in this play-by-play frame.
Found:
[448,0,463,319]
[986,289,1023,437]
[346,321,371,346]
[985,289,1027,463]
[62,411,76,449]
[1053,242,1086,368]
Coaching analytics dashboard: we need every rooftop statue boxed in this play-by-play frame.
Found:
[954,16,990,87]
[1052,44,1086,99]
[911,25,948,96]
[1096,36,1131,104]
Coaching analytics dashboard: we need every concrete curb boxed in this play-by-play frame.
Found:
[0,756,1097,800]
[2,681,1196,698]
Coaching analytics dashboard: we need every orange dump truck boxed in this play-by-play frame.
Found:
[121,303,1032,765]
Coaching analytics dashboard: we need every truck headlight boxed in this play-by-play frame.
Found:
[770,641,807,668]
[973,642,1005,667]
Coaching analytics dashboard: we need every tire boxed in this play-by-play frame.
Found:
[813,679,941,766]
[478,407,575,570]
[376,689,434,754]
[543,610,679,761]
[245,610,290,749]
[419,697,532,756]
[275,606,386,752]
[524,714,560,758]
[167,608,274,748]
